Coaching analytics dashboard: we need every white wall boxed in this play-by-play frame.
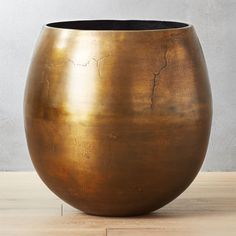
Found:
[0,0,235,170]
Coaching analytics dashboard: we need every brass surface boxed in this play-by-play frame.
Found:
[24,21,212,216]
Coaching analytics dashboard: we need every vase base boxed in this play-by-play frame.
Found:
[82,210,154,217]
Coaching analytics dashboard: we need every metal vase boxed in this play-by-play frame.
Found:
[24,20,212,216]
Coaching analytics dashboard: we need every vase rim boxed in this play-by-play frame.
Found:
[45,20,191,32]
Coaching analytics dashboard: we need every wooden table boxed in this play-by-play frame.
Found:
[0,172,235,235]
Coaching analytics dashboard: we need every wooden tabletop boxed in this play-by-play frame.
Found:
[0,172,235,235]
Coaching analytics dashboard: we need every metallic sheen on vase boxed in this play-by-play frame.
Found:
[24,20,212,216]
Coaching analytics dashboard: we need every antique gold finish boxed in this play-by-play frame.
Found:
[24,20,212,216]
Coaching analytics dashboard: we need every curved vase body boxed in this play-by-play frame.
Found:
[24,20,212,216]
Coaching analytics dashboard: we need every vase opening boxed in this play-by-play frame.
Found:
[46,20,189,31]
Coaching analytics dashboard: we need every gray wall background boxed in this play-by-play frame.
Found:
[0,0,235,171]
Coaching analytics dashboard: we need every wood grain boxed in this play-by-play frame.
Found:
[0,172,235,235]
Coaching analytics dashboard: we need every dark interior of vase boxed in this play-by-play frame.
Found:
[47,20,188,31]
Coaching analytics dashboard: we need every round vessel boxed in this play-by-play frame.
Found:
[24,20,212,216]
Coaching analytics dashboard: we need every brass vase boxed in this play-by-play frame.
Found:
[24,20,212,216]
